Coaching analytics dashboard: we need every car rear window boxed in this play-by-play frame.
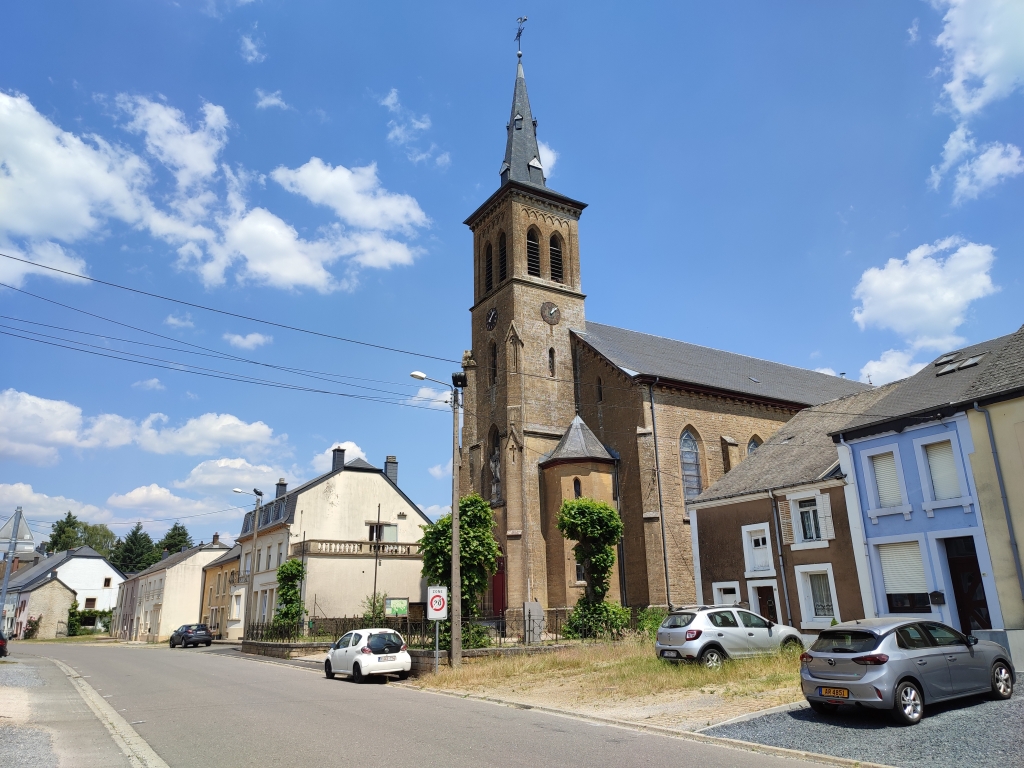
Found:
[811,630,880,654]
[662,613,696,629]
[367,632,404,653]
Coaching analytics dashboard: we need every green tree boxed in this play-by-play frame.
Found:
[47,512,83,553]
[154,522,193,557]
[361,591,388,625]
[109,523,160,573]
[272,558,306,627]
[420,494,501,616]
[80,522,117,558]
[67,599,82,637]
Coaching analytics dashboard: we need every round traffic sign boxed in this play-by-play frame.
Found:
[430,594,446,612]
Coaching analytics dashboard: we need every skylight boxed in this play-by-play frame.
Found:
[957,353,985,370]
[936,362,960,376]
[934,352,960,366]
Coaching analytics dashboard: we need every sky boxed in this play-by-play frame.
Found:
[1,1,1022,548]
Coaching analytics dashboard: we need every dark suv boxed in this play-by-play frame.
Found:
[170,624,213,648]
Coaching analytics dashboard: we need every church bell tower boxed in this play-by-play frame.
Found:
[459,53,588,613]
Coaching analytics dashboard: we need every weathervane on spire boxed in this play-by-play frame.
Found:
[515,16,528,57]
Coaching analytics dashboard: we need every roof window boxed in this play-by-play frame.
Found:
[936,362,960,376]
[748,376,760,383]
[957,353,985,370]
[934,352,960,366]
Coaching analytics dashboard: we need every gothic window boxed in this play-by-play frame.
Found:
[485,243,493,292]
[597,377,603,402]
[488,427,502,502]
[498,233,508,282]
[680,429,703,500]
[548,348,555,377]
[526,229,541,276]
[747,436,762,454]
[489,342,498,385]
[573,477,582,499]
[549,235,564,283]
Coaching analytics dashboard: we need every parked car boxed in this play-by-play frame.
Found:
[169,624,213,648]
[801,618,1014,725]
[0,629,8,658]
[655,605,803,668]
[324,628,411,682]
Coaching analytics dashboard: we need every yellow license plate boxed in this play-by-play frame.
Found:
[818,687,849,698]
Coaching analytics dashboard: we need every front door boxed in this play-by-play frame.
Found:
[945,536,992,632]
[491,554,506,617]
[333,632,354,673]
[755,586,779,623]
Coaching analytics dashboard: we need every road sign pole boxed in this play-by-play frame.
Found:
[434,620,439,674]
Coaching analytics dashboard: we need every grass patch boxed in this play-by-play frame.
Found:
[424,634,802,701]
[15,634,115,644]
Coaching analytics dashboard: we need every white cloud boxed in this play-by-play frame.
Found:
[538,140,558,178]
[859,350,927,386]
[164,312,194,329]
[255,89,289,110]
[428,458,453,479]
[311,441,367,474]
[907,18,919,44]
[240,34,265,64]
[435,152,451,169]
[107,483,211,514]
[378,88,448,167]
[132,378,165,391]
[813,367,838,376]
[417,503,450,521]
[929,124,976,190]
[0,483,110,525]
[404,386,451,410]
[223,331,272,349]
[953,142,1024,203]
[174,457,286,491]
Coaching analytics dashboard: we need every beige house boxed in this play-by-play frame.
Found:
[200,545,242,640]
[11,575,77,639]
[235,451,431,626]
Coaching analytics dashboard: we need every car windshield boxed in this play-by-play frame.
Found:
[367,632,404,653]
[811,630,880,653]
[661,613,696,629]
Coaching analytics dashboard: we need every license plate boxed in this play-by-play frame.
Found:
[818,687,849,698]
[662,650,679,658]
[379,655,396,662]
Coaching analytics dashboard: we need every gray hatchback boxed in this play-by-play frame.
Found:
[801,618,1015,725]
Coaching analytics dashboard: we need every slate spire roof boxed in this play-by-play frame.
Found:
[501,56,547,188]
[540,415,615,467]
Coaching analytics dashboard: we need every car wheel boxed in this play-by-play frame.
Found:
[169,639,176,648]
[324,660,335,679]
[991,661,1014,700]
[809,700,839,716]
[699,647,725,670]
[352,663,366,684]
[781,638,803,653]
[397,671,410,681]
[205,641,211,647]
[891,680,924,725]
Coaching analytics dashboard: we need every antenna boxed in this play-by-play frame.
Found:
[515,16,528,56]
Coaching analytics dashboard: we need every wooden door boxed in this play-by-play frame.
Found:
[755,586,778,623]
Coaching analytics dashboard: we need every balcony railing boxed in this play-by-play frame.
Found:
[290,540,422,558]
[229,572,250,585]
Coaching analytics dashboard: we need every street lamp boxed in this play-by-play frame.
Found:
[411,370,465,668]
[233,488,264,634]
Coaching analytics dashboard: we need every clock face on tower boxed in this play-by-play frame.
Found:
[485,308,498,330]
[541,302,560,325]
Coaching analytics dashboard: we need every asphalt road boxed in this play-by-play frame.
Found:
[14,643,834,768]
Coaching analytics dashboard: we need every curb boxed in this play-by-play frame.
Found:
[695,700,809,731]
[398,684,895,768]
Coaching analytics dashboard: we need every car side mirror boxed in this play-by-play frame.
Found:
[967,635,979,646]
[767,621,774,628]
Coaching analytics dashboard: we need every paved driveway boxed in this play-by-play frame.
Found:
[706,694,1023,768]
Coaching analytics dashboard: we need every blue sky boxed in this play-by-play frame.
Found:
[1,1,1022,547]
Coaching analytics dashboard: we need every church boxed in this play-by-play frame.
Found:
[457,54,869,616]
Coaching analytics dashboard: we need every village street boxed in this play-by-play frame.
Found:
[5,643,835,768]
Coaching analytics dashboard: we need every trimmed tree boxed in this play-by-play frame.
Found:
[272,558,306,628]
[67,599,82,637]
[47,512,83,553]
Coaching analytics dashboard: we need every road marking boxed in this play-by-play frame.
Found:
[47,657,169,768]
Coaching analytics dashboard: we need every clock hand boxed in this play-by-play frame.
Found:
[549,307,556,316]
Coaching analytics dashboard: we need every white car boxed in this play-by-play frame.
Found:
[324,628,411,682]
[655,605,804,668]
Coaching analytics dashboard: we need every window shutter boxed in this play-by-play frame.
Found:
[777,499,794,545]
[818,492,835,540]
[871,452,903,507]
[877,541,927,594]
[925,441,960,500]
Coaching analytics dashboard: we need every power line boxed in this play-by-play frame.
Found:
[24,504,253,528]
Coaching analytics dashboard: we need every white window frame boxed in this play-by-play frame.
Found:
[912,431,973,516]
[786,489,831,550]
[746,579,781,622]
[859,443,913,523]
[866,532,938,620]
[711,581,742,606]
[793,563,841,630]
[741,522,776,578]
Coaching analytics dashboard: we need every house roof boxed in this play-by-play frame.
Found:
[5,545,119,591]
[693,384,900,504]
[131,541,228,580]
[203,544,241,570]
[832,326,1024,439]
[539,415,615,467]
[574,322,870,407]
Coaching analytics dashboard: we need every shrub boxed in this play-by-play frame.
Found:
[67,600,82,637]
[432,620,491,650]
[636,606,668,638]
[361,592,388,625]
[272,558,306,628]
[563,600,631,639]
[24,616,41,639]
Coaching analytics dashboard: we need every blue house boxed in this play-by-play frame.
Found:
[832,332,1020,644]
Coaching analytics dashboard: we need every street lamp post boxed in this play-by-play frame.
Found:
[411,370,465,668]
[233,488,263,636]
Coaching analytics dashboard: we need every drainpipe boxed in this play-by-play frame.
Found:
[973,403,1024,604]
[768,489,794,626]
[647,379,672,609]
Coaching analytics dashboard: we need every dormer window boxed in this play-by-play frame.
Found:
[514,113,523,130]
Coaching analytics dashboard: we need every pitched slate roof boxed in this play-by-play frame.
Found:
[693,384,900,504]
[501,58,547,189]
[574,322,870,407]
[131,541,227,580]
[539,415,614,467]
[834,326,1023,438]
[5,546,115,591]
[203,544,241,570]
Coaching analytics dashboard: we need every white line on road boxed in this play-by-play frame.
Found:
[47,657,169,768]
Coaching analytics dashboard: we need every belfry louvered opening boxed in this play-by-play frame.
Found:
[549,235,563,283]
[526,229,541,277]
[485,243,493,292]
[498,233,508,282]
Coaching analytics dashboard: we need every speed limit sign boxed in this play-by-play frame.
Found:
[427,585,448,620]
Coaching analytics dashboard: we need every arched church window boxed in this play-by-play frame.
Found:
[526,229,541,277]
[680,429,703,500]
[489,342,498,385]
[488,427,502,502]
[548,348,555,377]
[597,377,603,402]
[485,243,493,292]
[747,436,762,454]
[549,235,564,283]
[573,477,582,499]
[498,233,508,282]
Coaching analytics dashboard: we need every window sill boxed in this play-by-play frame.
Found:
[867,504,913,522]
[744,569,776,579]
[791,541,829,551]
[921,497,973,516]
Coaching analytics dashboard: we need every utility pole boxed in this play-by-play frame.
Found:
[1,507,31,634]
[234,488,263,635]
[371,503,381,623]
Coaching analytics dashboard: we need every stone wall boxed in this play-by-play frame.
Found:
[23,580,76,639]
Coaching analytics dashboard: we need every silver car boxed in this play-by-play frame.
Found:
[801,618,1015,725]
[655,605,804,668]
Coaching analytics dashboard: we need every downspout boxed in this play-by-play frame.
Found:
[648,379,672,609]
[614,457,628,606]
[768,489,794,626]
[974,402,1024,604]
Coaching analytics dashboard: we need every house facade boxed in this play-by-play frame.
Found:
[200,545,241,640]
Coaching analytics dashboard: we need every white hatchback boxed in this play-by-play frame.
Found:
[324,628,412,682]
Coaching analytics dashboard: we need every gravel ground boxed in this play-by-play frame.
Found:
[0,659,45,687]
[0,724,57,768]
[706,693,1024,767]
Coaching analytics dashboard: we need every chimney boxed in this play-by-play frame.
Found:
[276,478,287,498]
[162,548,169,560]
[332,447,346,472]
[212,533,220,545]
[180,544,187,553]
[385,456,398,486]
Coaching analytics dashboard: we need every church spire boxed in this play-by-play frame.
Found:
[500,54,546,188]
